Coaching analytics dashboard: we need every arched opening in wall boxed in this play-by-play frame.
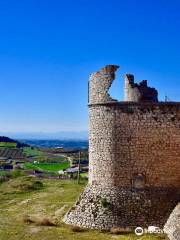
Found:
[108,70,125,101]
[132,173,146,189]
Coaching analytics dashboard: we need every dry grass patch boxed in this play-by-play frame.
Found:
[110,227,133,235]
[23,214,56,227]
[70,225,85,232]
[22,215,34,224]
[9,176,43,191]
[36,217,56,226]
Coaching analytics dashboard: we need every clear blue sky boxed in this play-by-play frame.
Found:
[0,0,179,133]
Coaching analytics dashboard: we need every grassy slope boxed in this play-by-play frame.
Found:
[0,177,167,240]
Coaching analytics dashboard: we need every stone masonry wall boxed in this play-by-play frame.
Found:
[89,102,180,188]
[64,185,179,229]
[164,203,180,240]
[124,74,158,102]
[64,65,180,230]
[88,65,119,104]
[64,102,180,229]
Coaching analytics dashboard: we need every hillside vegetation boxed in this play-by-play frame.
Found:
[0,136,29,148]
[0,176,167,240]
[0,142,17,148]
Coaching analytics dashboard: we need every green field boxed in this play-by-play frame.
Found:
[0,142,17,148]
[23,147,45,157]
[24,162,70,172]
[0,177,165,240]
[80,172,88,178]
[23,147,67,163]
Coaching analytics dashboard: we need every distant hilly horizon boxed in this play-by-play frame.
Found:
[0,131,89,140]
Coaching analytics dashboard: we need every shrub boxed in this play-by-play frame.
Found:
[0,171,11,183]
[11,170,25,178]
[101,197,110,209]
[11,176,43,191]
[32,181,43,190]
[0,176,7,183]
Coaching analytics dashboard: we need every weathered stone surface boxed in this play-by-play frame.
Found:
[88,103,180,189]
[124,74,158,102]
[88,64,119,104]
[64,185,179,230]
[164,204,180,240]
[64,65,180,230]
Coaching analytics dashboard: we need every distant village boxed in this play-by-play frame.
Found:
[0,136,89,180]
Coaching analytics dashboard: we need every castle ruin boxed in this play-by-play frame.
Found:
[124,74,158,102]
[64,65,180,231]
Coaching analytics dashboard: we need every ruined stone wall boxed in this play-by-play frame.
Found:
[124,74,158,102]
[88,65,119,104]
[89,102,180,189]
[64,65,180,230]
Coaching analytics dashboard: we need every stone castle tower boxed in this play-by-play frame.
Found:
[64,65,180,230]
